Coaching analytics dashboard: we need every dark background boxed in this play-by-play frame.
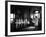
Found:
[10,5,42,32]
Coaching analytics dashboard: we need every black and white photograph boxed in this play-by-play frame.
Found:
[11,5,42,32]
[5,1,45,36]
